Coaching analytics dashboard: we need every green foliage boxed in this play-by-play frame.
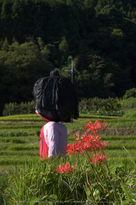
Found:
[0,171,8,205]
[123,88,136,99]
[2,38,9,51]
[3,160,87,204]
[122,110,136,119]
[3,41,51,80]
[79,97,121,113]
[2,101,35,116]
[2,157,136,204]
[119,97,136,109]
[59,36,69,63]
[0,40,53,115]
[2,97,124,117]
[0,114,136,203]
[1,0,136,116]
[1,129,136,204]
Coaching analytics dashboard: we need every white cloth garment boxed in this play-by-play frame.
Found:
[43,121,67,157]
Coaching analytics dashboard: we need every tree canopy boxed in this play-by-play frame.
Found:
[0,0,136,114]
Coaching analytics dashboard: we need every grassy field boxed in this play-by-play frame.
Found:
[0,113,136,169]
[0,114,136,204]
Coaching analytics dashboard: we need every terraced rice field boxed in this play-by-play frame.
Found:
[0,114,136,169]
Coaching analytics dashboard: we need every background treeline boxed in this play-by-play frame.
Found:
[3,88,136,117]
[0,0,136,115]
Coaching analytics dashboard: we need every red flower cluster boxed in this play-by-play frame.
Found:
[85,120,107,134]
[67,121,108,157]
[56,121,108,175]
[55,163,76,174]
[92,153,107,165]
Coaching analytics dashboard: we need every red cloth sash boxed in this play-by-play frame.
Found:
[40,125,49,160]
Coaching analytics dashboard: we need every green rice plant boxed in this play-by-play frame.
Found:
[106,144,136,150]
[68,134,136,143]
[0,132,16,137]
[8,144,39,151]
[101,135,136,140]
[14,131,28,137]
[0,113,122,122]
[0,143,9,151]
[0,150,39,156]
[1,137,26,144]
[106,134,135,141]
[0,114,41,121]
[1,135,38,144]
[6,131,39,137]
[106,139,136,145]
[0,114,136,170]
[0,124,43,130]
[0,156,39,166]
[79,113,120,119]
[106,120,136,127]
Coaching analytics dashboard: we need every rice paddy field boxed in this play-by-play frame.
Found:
[0,113,136,169]
[0,113,136,204]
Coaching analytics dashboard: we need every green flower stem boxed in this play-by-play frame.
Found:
[85,150,103,184]
[76,153,97,204]
[100,163,112,202]
[90,149,112,202]
[100,147,119,201]
[100,147,112,179]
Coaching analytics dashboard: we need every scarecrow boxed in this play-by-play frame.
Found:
[33,70,78,160]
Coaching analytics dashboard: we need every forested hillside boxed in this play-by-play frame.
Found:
[0,0,136,115]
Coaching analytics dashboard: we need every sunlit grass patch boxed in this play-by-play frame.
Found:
[0,124,43,130]
[8,144,39,151]
[0,150,39,156]
[101,135,136,140]
[1,137,26,144]
[0,114,42,121]
[0,156,40,166]
[106,144,136,150]
[0,130,40,137]
[105,149,136,157]
[79,113,120,119]
[106,139,136,145]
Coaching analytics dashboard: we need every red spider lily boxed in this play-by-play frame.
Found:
[91,153,107,165]
[67,142,85,156]
[85,120,107,134]
[81,134,101,150]
[67,121,108,159]
[99,140,108,149]
[55,163,76,174]
[74,132,81,141]
[67,143,76,156]
[67,138,105,156]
